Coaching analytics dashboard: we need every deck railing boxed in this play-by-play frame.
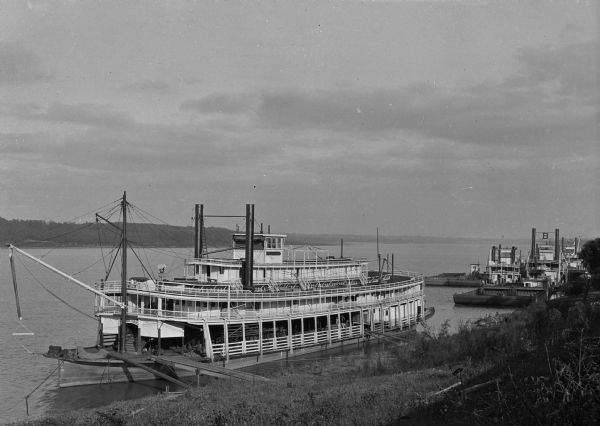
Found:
[95,289,423,321]
[185,256,368,268]
[210,324,367,357]
[96,271,423,303]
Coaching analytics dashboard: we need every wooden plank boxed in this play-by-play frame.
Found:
[150,355,269,382]
[106,352,190,388]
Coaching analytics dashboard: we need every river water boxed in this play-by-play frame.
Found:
[0,241,518,424]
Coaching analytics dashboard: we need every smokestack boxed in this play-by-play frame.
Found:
[194,204,203,259]
[555,229,560,261]
[243,204,255,291]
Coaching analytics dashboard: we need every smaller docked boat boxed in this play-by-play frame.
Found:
[522,228,561,287]
[486,245,522,285]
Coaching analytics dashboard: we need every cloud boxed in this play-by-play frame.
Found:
[0,42,49,85]
[181,93,257,114]
[122,80,173,93]
[44,103,134,128]
[511,41,598,100]
[0,118,247,176]
[4,102,134,129]
[252,41,597,147]
[2,40,595,189]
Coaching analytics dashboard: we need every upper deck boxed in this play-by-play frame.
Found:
[184,232,369,287]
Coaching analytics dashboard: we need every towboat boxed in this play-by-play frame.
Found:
[453,229,565,307]
[8,193,428,387]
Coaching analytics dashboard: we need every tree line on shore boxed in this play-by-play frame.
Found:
[0,217,233,248]
[0,216,528,248]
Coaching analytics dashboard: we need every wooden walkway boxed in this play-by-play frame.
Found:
[149,355,269,382]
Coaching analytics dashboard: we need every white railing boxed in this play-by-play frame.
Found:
[96,273,423,304]
[210,324,365,358]
[96,290,423,321]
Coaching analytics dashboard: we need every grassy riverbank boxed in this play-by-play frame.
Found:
[20,297,600,425]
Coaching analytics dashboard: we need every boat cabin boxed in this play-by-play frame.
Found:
[232,233,286,263]
[486,245,521,285]
[180,232,368,290]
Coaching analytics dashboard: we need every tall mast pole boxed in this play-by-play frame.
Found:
[377,227,382,283]
[9,247,22,320]
[250,204,254,289]
[120,191,128,353]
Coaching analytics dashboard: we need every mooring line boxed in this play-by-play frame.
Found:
[24,360,64,416]
[17,342,34,355]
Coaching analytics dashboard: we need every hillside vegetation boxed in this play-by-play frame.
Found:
[22,297,600,425]
[0,218,233,248]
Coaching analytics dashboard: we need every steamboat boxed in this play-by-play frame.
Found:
[9,193,427,387]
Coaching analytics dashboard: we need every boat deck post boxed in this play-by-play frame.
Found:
[287,317,293,353]
[258,320,263,357]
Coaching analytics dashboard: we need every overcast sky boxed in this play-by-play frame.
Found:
[0,1,598,239]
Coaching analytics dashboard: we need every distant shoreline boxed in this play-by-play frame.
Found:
[4,237,530,249]
[0,216,531,248]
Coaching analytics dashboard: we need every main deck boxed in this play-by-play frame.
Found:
[94,271,425,363]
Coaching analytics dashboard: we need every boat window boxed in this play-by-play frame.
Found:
[265,237,283,249]
[233,235,246,249]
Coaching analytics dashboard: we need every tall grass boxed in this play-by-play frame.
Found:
[408,300,600,425]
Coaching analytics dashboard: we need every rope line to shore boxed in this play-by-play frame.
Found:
[23,360,64,416]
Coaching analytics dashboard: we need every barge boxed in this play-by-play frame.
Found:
[424,264,486,287]
[453,286,547,307]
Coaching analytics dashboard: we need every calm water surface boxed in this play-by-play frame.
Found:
[0,241,517,424]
